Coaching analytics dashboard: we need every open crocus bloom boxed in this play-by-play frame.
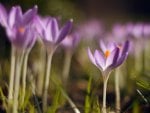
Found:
[88,40,129,75]
[0,4,37,50]
[35,16,73,51]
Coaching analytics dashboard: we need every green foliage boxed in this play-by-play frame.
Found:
[84,76,92,113]
[133,101,140,113]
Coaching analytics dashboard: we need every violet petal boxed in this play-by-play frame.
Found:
[56,19,73,44]
[23,5,37,25]
[0,4,8,27]
[51,18,59,41]
[94,50,105,70]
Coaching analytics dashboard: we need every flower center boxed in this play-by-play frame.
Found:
[105,50,110,58]
[18,27,25,33]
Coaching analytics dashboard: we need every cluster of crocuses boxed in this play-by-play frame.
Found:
[0,4,73,113]
[1,3,149,113]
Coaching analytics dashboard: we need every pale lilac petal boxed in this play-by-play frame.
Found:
[43,20,53,41]
[14,6,23,26]
[8,6,19,28]
[94,50,105,70]
[87,48,96,65]
[106,48,119,68]
[99,40,107,52]
[56,19,73,44]
[34,16,51,37]
[0,4,8,27]
[107,42,116,52]
[23,5,37,24]
[51,18,59,41]
[23,27,37,48]
[6,27,16,40]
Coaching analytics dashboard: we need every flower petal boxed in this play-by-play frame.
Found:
[43,20,53,42]
[15,6,23,26]
[107,42,116,52]
[121,40,130,56]
[23,27,37,49]
[23,5,38,24]
[87,48,96,65]
[99,40,107,53]
[51,18,59,41]
[115,52,128,67]
[106,47,119,68]
[8,6,19,28]
[94,50,105,70]
[0,4,8,27]
[56,19,73,44]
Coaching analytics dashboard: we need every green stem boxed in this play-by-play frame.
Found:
[21,51,29,105]
[62,50,72,85]
[115,69,120,113]
[13,51,24,113]
[42,51,54,112]
[8,46,16,101]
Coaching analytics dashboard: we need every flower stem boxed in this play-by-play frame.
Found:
[13,51,24,113]
[37,46,46,96]
[42,51,54,112]
[115,69,120,113]
[21,51,29,105]
[102,72,110,113]
[8,46,16,102]
[62,50,72,85]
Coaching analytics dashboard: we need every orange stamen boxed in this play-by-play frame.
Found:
[105,50,110,58]
[18,27,25,33]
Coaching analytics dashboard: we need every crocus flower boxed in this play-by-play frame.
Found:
[0,4,38,113]
[34,16,73,111]
[61,32,80,50]
[88,40,129,74]
[35,16,73,52]
[88,40,129,113]
[0,4,38,50]
[77,19,103,40]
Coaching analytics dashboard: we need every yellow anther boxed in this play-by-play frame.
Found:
[105,50,110,58]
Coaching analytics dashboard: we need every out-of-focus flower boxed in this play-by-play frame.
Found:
[61,32,80,50]
[77,19,103,40]
[35,16,73,52]
[88,40,129,74]
[112,23,134,42]
[143,24,150,38]
[0,4,38,50]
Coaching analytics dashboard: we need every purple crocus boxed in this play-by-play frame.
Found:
[88,40,129,113]
[61,32,80,50]
[88,40,129,74]
[0,4,38,50]
[34,16,73,111]
[35,16,73,52]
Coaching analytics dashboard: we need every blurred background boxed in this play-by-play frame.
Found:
[0,0,150,113]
